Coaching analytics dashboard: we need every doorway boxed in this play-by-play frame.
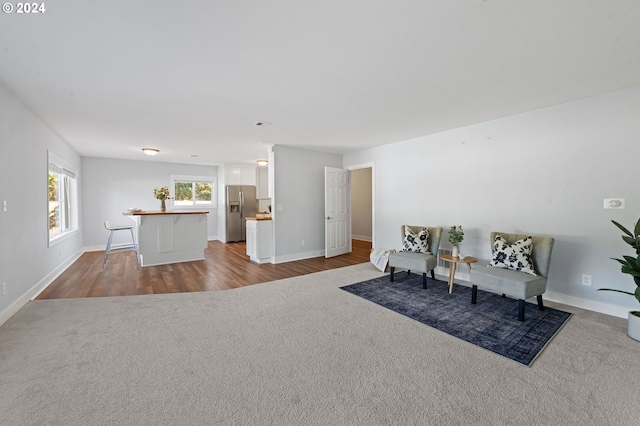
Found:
[348,164,374,247]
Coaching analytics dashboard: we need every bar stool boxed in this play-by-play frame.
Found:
[103,220,138,268]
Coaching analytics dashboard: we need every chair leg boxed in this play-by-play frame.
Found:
[471,285,478,304]
[518,299,525,321]
[422,273,427,289]
[407,270,411,276]
[537,295,544,311]
[102,231,114,268]
[431,270,435,280]
[390,267,395,282]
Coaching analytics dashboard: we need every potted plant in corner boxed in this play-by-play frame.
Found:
[598,219,640,341]
[449,225,464,258]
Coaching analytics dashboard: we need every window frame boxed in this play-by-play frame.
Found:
[48,151,79,247]
[170,175,217,209]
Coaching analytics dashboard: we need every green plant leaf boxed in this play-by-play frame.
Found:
[613,220,633,237]
[598,288,636,296]
[605,219,640,304]
[623,256,640,269]
[621,266,640,277]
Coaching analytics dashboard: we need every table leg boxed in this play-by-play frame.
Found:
[448,262,457,294]
[466,263,472,273]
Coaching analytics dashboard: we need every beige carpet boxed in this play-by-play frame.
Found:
[1,263,639,425]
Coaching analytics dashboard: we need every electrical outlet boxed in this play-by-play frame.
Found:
[582,274,592,286]
[1,282,6,296]
[301,239,305,246]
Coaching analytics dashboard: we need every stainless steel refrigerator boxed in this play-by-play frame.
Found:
[225,185,257,242]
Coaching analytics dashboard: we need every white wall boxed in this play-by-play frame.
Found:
[344,85,640,318]
[351,168,372,241]
[272,145,342,262]
[82,157,219,247]
[0,83,84,323]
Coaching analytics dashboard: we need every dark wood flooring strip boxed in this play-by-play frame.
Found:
[37,239,372,299]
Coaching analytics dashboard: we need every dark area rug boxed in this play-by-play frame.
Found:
[341,273,572,366]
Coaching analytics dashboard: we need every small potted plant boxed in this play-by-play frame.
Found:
[449,225,464,257]
[598,219,640,341]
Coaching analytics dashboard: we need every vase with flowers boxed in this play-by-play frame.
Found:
[153,186,172,211]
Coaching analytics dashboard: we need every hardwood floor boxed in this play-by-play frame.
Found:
[36,239,373,299]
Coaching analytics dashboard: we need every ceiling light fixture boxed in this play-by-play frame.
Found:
[142,148,160,156]
[257,159,268,166]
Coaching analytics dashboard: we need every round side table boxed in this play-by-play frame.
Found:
[440,254,478,294]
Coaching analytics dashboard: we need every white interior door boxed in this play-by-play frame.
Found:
[325,167,351,258]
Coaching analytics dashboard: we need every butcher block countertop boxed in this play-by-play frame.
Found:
[245,217,272,221]
[123,210,209,216]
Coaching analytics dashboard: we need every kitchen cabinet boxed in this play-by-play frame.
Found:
[257,168,269,199]
[226,166,256,186]
[246,219,272,264]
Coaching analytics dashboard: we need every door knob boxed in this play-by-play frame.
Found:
[326,216,332,220]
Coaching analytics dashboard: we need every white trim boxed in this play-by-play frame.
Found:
[47,150,79,247]
[352,235,372,242]
[544,291,629,319]
[346,162,375,248]
[48,228,79,247]
[2,246,630,329]
[47,150,78,175]
[170,174,217,209]
[435,266,629,319]
[273,250,325,264]
[0,249,83,327]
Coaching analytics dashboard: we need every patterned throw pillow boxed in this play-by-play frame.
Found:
[489,235,537,275]
[403,226,430,253]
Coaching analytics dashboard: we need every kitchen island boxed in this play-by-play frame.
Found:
[124,210,209,267]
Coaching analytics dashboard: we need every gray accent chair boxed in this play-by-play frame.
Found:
[389,226,443,289]
[471,232,555,321]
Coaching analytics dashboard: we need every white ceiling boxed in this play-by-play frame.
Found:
[1,0,640,167]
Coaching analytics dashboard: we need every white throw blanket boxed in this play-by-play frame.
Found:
[369,248,396,272]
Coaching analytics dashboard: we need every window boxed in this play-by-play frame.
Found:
[171,175,216,208]
[48,151,78,245]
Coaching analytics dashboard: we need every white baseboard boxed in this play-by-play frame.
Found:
[544,291,629,319]
[3,249,629,329]
[435,266,628,319]
[273,250,325,264]
[352,235,372,242]
[0,249,84,327]
[433,266,471,282]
